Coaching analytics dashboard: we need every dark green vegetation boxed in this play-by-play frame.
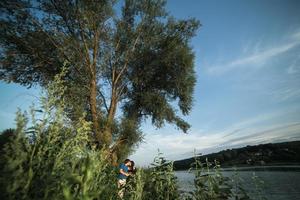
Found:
[174,141,300,170]
[0,0,199,164]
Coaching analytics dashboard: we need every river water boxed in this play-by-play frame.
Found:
[175,166,300,200]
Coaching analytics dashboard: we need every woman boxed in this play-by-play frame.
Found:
[128,160,136,175]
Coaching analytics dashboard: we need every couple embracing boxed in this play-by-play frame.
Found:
[117,159,136,198]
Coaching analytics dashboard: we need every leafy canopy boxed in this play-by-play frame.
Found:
[0,0,200,158]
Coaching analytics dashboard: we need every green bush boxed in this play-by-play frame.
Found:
[230,169,251,200]
[185,158,232,200]
[1,68,118,200]
[142,152,180,200]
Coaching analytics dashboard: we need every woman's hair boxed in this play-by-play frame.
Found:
[130,160,135,167]
[128,160,136,174]
[124,159,131,164]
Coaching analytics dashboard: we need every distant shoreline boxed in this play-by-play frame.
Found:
[174,165,300,172]
[173,141,300,171]
[221,165,300,171]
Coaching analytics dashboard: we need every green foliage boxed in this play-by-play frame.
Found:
[0,69,116,200]
[112,118,144,162]
[1,111,30,200]
[123,168,145,200]
[230,169,251,200]
[1,1,200,156]
[251,173,267,200]
[0,128,15,199]
[181,157,269,200]
[188,158,232,200]
[142,152,180,200]
[1,114,119,200]
[0,128,15,147]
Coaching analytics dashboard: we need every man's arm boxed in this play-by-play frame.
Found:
[120,169,129,177]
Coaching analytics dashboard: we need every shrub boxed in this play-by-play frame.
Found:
[142,152,180,200]
[187,158,232,200]
[1,68,118,200]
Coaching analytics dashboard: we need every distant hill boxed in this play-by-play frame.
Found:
[173,141,300,170]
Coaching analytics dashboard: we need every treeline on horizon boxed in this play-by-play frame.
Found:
[174,141,300,170]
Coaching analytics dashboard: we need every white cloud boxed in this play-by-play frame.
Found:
[287,64,299,74]
[130,110,300,166]
[271,88,300,102]
[292,30,300,40]
[224,122,300,146]
[207,31,300,75]
[287,55,300,74]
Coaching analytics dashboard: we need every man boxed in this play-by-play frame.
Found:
[117,159,131,199]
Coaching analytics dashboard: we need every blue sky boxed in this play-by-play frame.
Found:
[1,0,300,166]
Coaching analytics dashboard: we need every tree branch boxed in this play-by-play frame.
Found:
[114,34,140,85]
[110,138,128,153]
[28,16,72,64]
[97,88,109,113]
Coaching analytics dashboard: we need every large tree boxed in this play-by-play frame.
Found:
[0,0,200,162]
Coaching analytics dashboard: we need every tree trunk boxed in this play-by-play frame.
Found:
[102,88,117,147]
[89,76,101,143]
